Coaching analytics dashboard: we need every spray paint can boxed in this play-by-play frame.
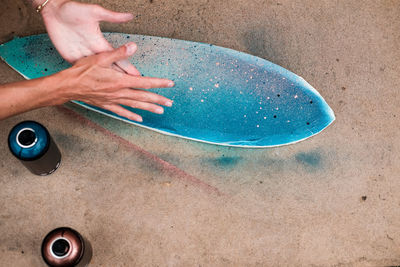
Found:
[8,121,61,176]
[41,227,92,267]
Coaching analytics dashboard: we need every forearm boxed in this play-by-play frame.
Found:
[0,76,67,120]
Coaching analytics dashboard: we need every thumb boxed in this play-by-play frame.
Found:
[94,6,134,23]
[98,42,137,67]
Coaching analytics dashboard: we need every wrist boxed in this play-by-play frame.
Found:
[38,0,69,17]
[41,72,72,106]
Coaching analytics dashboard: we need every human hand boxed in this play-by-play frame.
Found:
[40,0,140,75]
[52,42,174,122]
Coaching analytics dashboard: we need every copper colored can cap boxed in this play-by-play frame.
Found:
[42,227,84,267]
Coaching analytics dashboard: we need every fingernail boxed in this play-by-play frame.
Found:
[125,43,136,55]
[156,107,164,114]
[136,116,143,122]
[167,81,175,87]
[165,101,173,107]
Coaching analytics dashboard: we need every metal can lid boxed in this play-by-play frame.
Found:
[41,227,84,267]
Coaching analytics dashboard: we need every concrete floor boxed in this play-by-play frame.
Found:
[1,0,400,266]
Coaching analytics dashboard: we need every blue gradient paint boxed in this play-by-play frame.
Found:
[8,121,49,160]
[0,33,335,147]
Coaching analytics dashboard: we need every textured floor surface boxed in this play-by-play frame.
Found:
[0,0,399,266]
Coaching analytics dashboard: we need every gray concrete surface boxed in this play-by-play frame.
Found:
[1,0,400,266]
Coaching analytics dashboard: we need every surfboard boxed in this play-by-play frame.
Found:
[0,33,334,147]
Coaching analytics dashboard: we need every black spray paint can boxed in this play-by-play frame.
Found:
[8,121,61,176]
[41,227,93,267]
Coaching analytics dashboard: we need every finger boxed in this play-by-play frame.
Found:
[94,5,134,23]
[111,63,126,73]
[94,39,141,75]
[97,42,137,67]
[120,75,175,90]
[119,99,165,114]
[117,88,173,107]
[115,59,141,76]
[103,104,143,122]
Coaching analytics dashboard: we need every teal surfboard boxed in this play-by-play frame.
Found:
[0,33,334,147]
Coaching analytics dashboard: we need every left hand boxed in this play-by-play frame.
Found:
[51,42,174,122]
[41,0,140,75]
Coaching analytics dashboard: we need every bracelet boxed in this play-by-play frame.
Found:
[36,0,51,13]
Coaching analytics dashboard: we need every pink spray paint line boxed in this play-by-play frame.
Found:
[56,105,223,196]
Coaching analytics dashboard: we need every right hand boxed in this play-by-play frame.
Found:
[41,0,141,75]
[53,42,174,122]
